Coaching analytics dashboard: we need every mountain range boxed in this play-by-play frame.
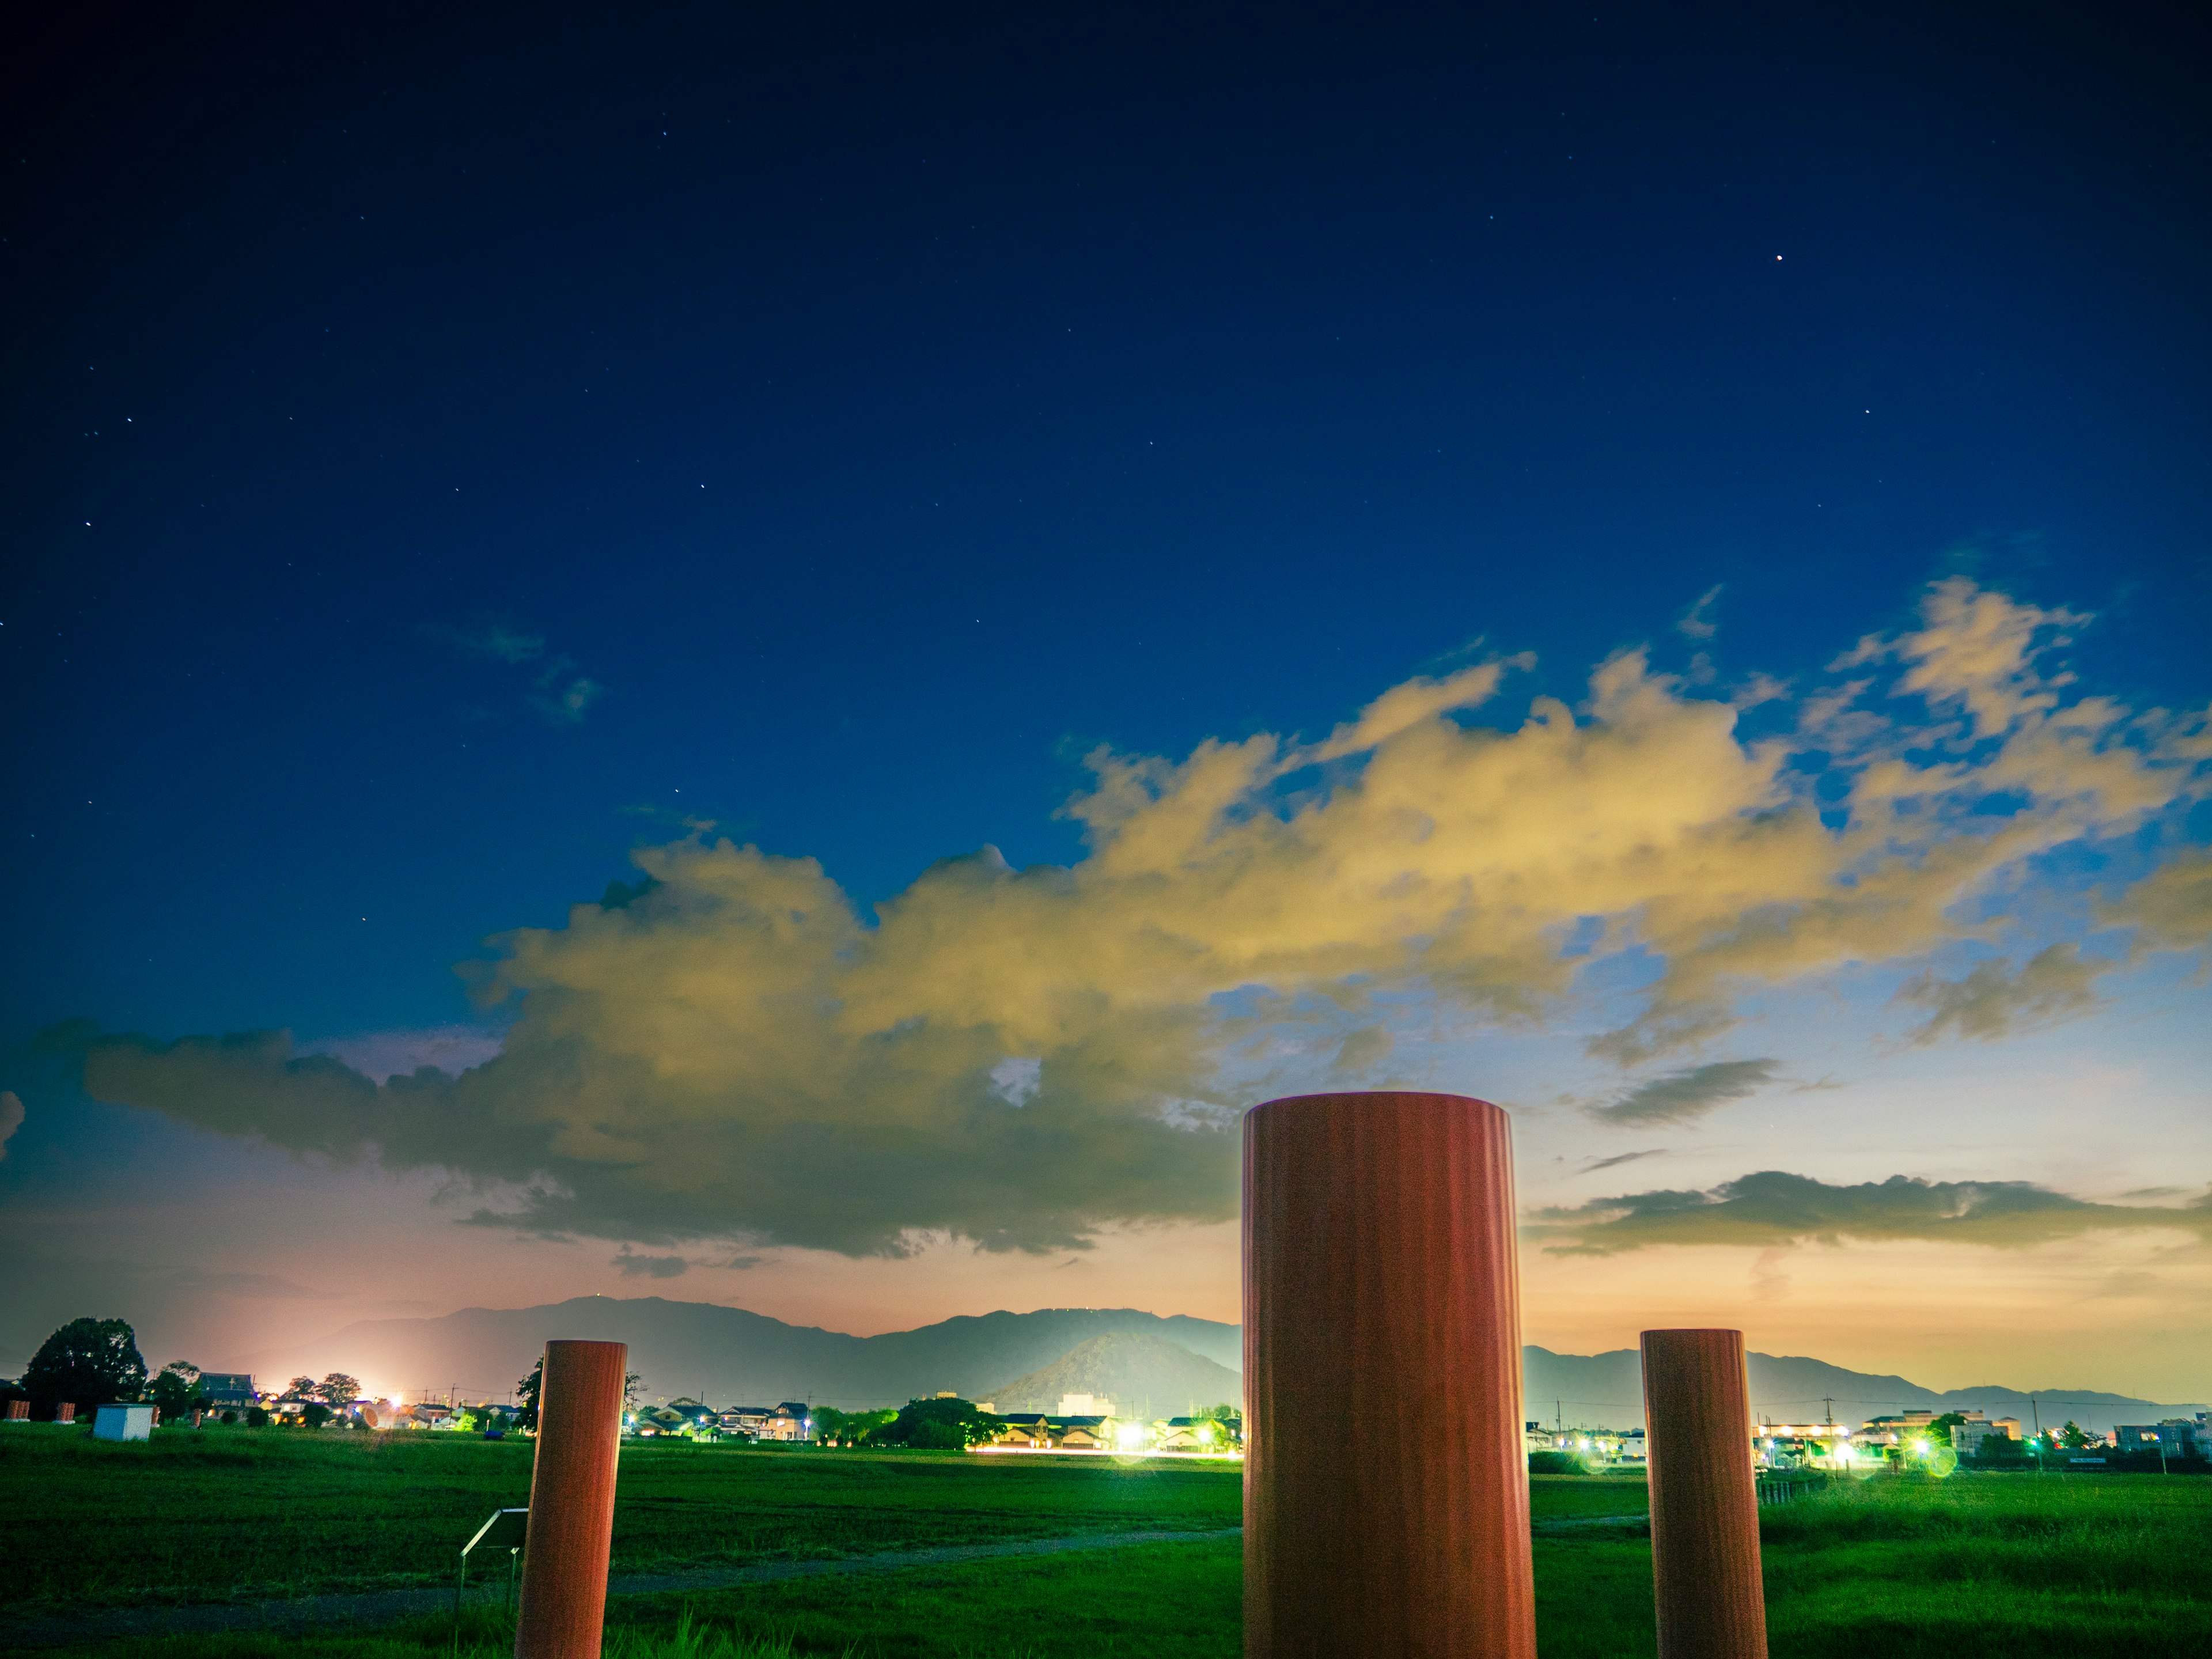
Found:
[984,1331,1243,1418]
[246,1297,1242,1409]
[247,1296,2202,1427]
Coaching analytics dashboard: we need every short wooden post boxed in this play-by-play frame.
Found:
[1641,1328,1767,1659]
[513,1340,627,1659]
[1244,1091,1536,1659]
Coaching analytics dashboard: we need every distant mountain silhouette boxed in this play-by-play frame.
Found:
[245,1297,1241,1408]
[246,1296,2202,1426]
[1522,1346,2203,1431]
[984,1332,1242,1418]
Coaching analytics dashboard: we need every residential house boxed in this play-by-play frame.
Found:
[1050,1415,1110,1450]
[755,1403,812,1441]
[1155,1416,1235,1452]
[198,1373,257,1410]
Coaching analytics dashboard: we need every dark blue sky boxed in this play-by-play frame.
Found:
[7,1,2207,1048]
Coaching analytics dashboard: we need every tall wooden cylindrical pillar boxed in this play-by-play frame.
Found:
[514,1339,627,1659]
[1244,1091,1535,1659]
[1641,1328,1767,1659]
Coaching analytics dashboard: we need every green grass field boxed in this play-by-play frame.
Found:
[5,1425,2206,1657]
[0,1427,1241,1612]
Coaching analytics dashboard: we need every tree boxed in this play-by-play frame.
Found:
[286,1376,319,1400]
[24,1318,147,1418]
[1922,1412,1967,1447]
[516,1359,542,1430]
[148,1361,206,1417]
[302,1402,332,1429]
[2061,1420,2093,1449]
[314,1373,362,1407]
[814,1406,895,1445]
[870,1396,993,1449]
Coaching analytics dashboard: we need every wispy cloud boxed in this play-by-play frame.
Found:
[1528,1171,2212,1256]
[1580,1148,1666,1174]
[419,619,547,665]
[421,616,606,725]
[1589,1059,1778,1126]
[612,1249,690,1279]
[1677,584,1724,639]
[1896,944,2099,1044]
[77,580,2212,1256]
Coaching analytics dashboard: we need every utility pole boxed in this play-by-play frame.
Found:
[1822,1397,1834,1426]
[2030,1396,2043,1474]
[1555,1399,1562,1436]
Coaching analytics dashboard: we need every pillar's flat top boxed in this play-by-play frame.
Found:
[1250,1089,1501,1113]
[1641,1327,1745,1340]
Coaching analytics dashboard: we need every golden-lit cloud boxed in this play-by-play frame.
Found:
[1527,1171,2212,1256]
[78,581,2210,1254]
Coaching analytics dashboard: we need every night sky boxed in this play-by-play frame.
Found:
[5,6,2208,1394]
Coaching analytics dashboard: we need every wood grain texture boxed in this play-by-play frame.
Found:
[1244,1091,1536,1659]
[1641,1328,1768,1659]
[514,1339,628,1659]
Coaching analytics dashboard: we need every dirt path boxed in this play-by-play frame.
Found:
[0,1527,1247,1650]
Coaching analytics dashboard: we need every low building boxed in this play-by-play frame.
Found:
[94,1404,155,1441]
[1955,1419,2016,1455]
[197,1373,257,1410]
[2112,1422,2202,1456]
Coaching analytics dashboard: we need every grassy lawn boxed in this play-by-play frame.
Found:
[0,1426,1238,1612]
[8,1426,2207,1658]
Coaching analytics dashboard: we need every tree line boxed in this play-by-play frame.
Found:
[1,1316,359,1425]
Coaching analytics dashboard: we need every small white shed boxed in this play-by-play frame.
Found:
[93,1404,155,1441]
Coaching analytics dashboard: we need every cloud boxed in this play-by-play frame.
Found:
[1677,584,1724,640]
[1527,1170,2212,1256]
[422,616,605,725]
[612,1250,690,1279]
[1589,1059,1778,1126]
[0,1090,22,1158]
[1580,1148,1666,1174]
[2106,847,2212,956]
[532,673,604,725]
[1896,944,2100,1044]
[421,619,547,665]
[74,581,2211,1255]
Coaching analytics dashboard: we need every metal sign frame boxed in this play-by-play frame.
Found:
[456,1507,529,1627]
